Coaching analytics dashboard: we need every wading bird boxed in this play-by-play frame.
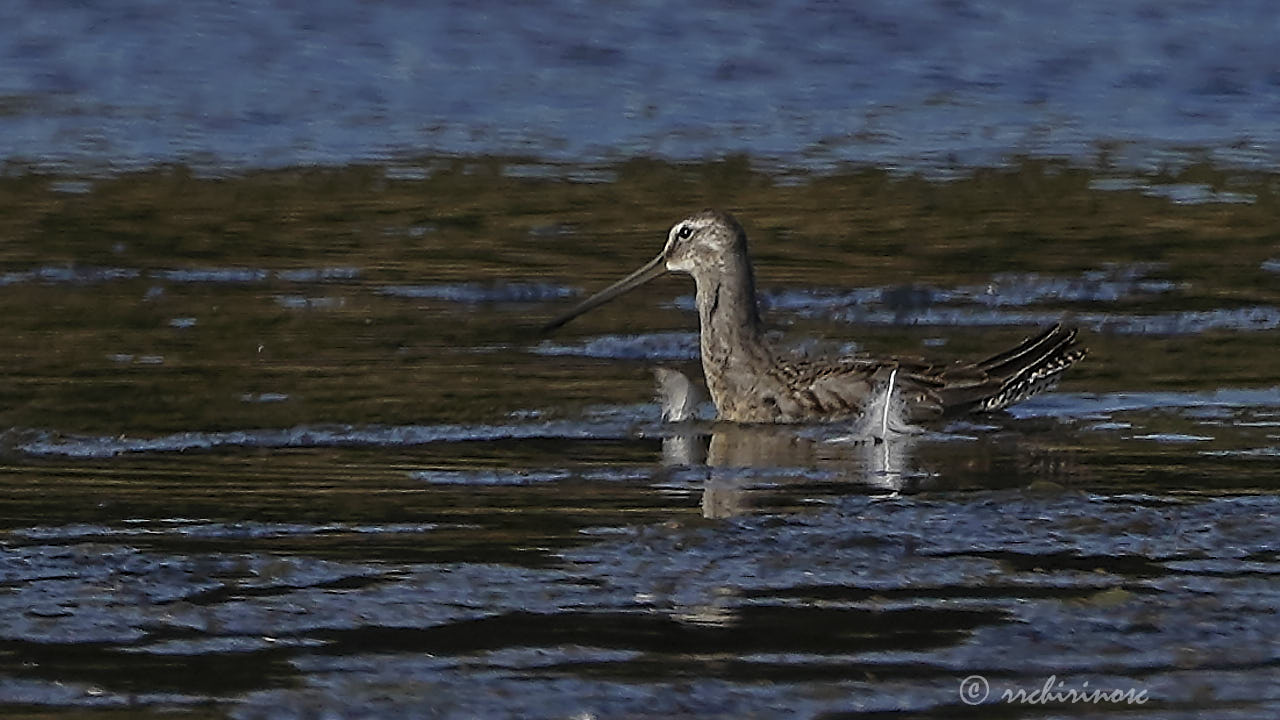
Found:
[545,210,1085,428]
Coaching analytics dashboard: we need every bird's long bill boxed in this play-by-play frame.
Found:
[543,253,667,332]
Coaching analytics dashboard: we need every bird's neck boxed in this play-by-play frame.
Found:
[692,259,771,409]
[693,258,765,350]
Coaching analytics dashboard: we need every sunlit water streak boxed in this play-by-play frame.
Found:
[10,388,1279,462]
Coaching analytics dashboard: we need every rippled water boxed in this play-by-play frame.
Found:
[4,1,1280,174]
[0,162,1276,718]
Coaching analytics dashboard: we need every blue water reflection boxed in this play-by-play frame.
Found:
[2,0,1278,173]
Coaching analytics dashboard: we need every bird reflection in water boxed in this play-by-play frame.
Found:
[653,367,925,518]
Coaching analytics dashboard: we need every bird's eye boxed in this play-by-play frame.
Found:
[677,224,693,240]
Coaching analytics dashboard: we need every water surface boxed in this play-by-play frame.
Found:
[4,1,1280,174]
[0,161,1277,717]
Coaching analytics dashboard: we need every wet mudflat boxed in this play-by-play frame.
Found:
[0,162,1278,718]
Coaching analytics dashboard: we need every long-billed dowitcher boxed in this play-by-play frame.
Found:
[544,210,1085,425]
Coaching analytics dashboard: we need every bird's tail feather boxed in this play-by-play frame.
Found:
[939,324,1086,415]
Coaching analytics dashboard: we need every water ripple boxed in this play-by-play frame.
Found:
[14,420,643,459]
[378,282,574,304]
[13,389,1280,459]
[534,332,699,361]
[0,266,139,286]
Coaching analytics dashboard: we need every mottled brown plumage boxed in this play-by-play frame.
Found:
[545,210,1086,425]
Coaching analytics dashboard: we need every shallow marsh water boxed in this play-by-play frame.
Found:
[0,161,1276,718]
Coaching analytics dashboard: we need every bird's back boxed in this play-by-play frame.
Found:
[767,324,1086,424]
